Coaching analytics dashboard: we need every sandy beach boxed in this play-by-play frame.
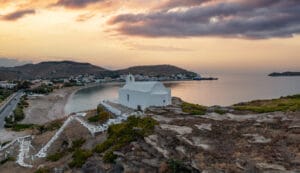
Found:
[21,86,81,125]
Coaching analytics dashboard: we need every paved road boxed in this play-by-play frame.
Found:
[0,91,24,129]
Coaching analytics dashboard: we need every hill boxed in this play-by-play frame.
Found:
[269,71,300,77]
[0,61,109,80]
[0,62,197,80]
[116,65,197,77]
[0,96,299,172]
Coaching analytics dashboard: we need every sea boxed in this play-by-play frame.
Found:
[65,74,300,114]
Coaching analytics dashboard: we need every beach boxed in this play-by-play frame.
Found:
[21,86,81,125]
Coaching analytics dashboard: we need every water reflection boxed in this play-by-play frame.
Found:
[65,75,300,114]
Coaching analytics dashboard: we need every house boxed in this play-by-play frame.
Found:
[0,81,16,89]
[119,74,171,110]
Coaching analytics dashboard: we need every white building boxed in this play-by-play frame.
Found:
[119,74,171,110]
[0,81,16,89]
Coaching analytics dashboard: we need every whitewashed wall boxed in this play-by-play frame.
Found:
[119,85,171,110]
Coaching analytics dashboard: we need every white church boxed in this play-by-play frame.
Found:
[118,74,171,110]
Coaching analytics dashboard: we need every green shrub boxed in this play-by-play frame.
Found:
[0,141,11,148]
[167,159,192,173]
[94,116,158,163]
[214,109,227,115]
[4,95,30,130]
[233,94,300,113]
[46,138,86,162]
[69,149,92,168]
[103,151,117,163]
[39,120,63,133]
[34,168,51,173]
[4,116,13,125]
[88,114,100,122]
[181,102,207,115]
[13,107,25,121]
[30,84,54,94]
[97,106,104,114]
[93,138,114,153]
[12,124,35,131]
[0,157,15,165]
[88,110,111,124]
[0,89,13,104]
[69,138,86,152]
[46,152,65,162]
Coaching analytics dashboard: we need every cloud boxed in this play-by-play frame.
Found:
[54,0,104,9]
[0,58,32,67]
[156,0,213,10]
[76,12,96,22]
[108,0,300,39]
[1,9,35,21]
[126,43,191,52]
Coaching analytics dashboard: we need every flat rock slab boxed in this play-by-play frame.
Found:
[195,123,212,131]
[144,135,169,158]
[160,124,193,135]
[152,115,176,123]
[200,112,287,123]
[243,134,272,144]
[256,163,286,171]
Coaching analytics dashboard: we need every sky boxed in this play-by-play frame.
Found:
[0,0,299,74]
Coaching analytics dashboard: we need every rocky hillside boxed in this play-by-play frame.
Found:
[0,96,299,173]
[116,65,197,77]
[0,61,109,80]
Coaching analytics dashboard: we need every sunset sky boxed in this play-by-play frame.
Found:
[0,0,299,74]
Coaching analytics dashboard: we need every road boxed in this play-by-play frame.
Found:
[0,91,24,129]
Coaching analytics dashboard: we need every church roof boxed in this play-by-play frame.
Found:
[121,81,167,93]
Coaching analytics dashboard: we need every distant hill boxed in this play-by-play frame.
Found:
[269,71,300,77]
[116,65,197,77]
[0,61,109,80]
[0,61,197,80]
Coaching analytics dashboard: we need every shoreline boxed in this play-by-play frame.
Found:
[21,86,82,125]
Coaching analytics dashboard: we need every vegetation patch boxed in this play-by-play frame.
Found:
[69,149,92,168]
[0,157,15,165]
[46,151,66,162]
[94,116,158,163]
[4,95,31,131]
[214,109,227,115]
[181,102,207,115]
[233,94,300,113]
[0,141,11,148]
[29,84,55,94]
[103,150,118,163]
[11,123,36,131]
[0,89,13,103]
[37,119,63,133]
[46,138,86,162]
[63,80,83,87]
[69,138,86,152]
[34,167,51,173]
[87,106,112,124]
[167,159,192,173]
[88,111,111,124]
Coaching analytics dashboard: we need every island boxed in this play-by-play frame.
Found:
[269,71,300,77]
